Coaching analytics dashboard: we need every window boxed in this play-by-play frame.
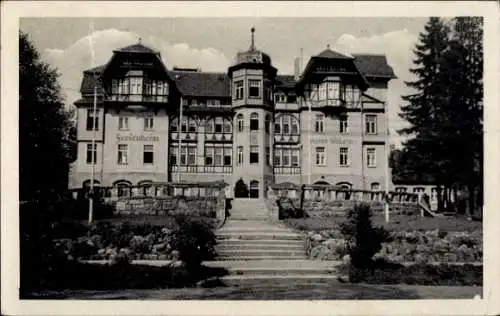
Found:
[275,93,286,103]
[187,147,196,165]
[86,109,99,131]
[215,117,223,133]
[236,114,244,132]
[274,150,281,166]
[366,148,376,167]
[396,187,407,193]
[326,80,340,100]
[291,151,300,167]
[345,84,358,105]
[188,120,197,133]
[144,117,154,130]
[214,147,223,166]
[274,122,281,134]
[223,147,232,166]
[115,181,131,197]
[413,187,425,193]
[180,117,187,132]
[265,115,270,133]
[282,149,291,166]
[250,145,259,164]
[143,145,154,164]
[117,144,128,165]
[339,117,348,134]
[86,144,97,164]
[282,116,290,134]
[266,146,270,165]
[365,115,378,134]
[118,116,129,130]
[339,147,349,166]
[288,94,297,103]
[315,147,326,166]
[235,80,244,100]
[249,80,261,98]
[314,113,325,133]
[291,119,299,134]
[205,147,214,166]
[237,146,244,165]
[250,112,259,131]
[207,99,221,107]
[223,119,232,133]
[371,182,381,191]
[205,119,214,133]
[170,118,178,132]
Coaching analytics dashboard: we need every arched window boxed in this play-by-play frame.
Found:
[188,119,197,133]
[265,114,270,133]
[113,180,132,197]
[314,181,331,186]
[138,180,154,196]
[371,182,381,191]
[250,112,259,131]
[236,113,244,132]
[205,118,214,133]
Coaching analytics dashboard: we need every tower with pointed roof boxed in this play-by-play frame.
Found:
[228,28,277,197]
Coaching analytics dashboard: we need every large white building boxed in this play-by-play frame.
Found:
[69,29,396,198]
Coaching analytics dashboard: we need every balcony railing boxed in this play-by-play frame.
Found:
[274,134,300,144]
[170,131,197,142]
[171,165,233,173]
[273,166,301,174]
[108,94,168,103]
[204,133,233,142]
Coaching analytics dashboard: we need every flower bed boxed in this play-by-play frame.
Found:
[306,229,482,264]
[52,216,217,263]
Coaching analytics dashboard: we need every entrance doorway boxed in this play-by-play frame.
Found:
[249,180,259,198]
[234,178,249,198]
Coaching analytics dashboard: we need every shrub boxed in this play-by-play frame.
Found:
[169,214,217,270]
[277,198,305,219]
[340,203,390,281]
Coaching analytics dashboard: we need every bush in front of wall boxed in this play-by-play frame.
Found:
[340,203,390,282]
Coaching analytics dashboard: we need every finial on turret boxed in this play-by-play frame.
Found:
[250,27,256,51]
[326,43,330,49]
[138,36,142,44]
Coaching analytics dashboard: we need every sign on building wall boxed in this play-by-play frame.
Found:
[311,138,354,145]
[116,135,160,142]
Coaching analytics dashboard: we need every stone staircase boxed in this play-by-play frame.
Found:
[210,198,340,286]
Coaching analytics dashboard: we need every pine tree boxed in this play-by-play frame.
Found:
[439,17,483,216]
[19,31,76,205]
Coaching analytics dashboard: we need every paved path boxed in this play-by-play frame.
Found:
[28,284,483,300]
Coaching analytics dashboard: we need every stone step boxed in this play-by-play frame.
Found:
[204,260,341,269]
[216,243,305,251]
[211,275,340,286]
[228,215,269,220]
[217,249,306,257]
[217,238,304,245]
[216,255,307,261]
[225,267,336,276]
[216,232,303,240]
[218,226,294,233]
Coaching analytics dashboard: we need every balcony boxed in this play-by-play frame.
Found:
[170,131,197,142]
[274,133,300,144]
[108,94,168,103]
[204,133,233,143]
[171,165,233,173]
[273,166,301,174]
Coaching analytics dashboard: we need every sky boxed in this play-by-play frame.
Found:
[20,17,429,146]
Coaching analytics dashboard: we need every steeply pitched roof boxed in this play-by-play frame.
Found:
[168,71,231,98]
[77,53,396,99]
[353,54,396,79]
[115,43,158,54]
[315,48,353,59]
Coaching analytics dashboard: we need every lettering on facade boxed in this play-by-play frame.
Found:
[311,138,354,145]
[116,135,160,142]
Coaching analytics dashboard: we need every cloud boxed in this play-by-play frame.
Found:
[332,29,419,146]
[42,28,231,108]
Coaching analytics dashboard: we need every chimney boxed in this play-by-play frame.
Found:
[294,57,301,81]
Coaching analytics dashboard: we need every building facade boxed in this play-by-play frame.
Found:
[69,30,396,198]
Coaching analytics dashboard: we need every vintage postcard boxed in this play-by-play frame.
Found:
[1,1,499,315]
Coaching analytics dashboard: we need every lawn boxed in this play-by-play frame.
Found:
[285,214,482,232]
